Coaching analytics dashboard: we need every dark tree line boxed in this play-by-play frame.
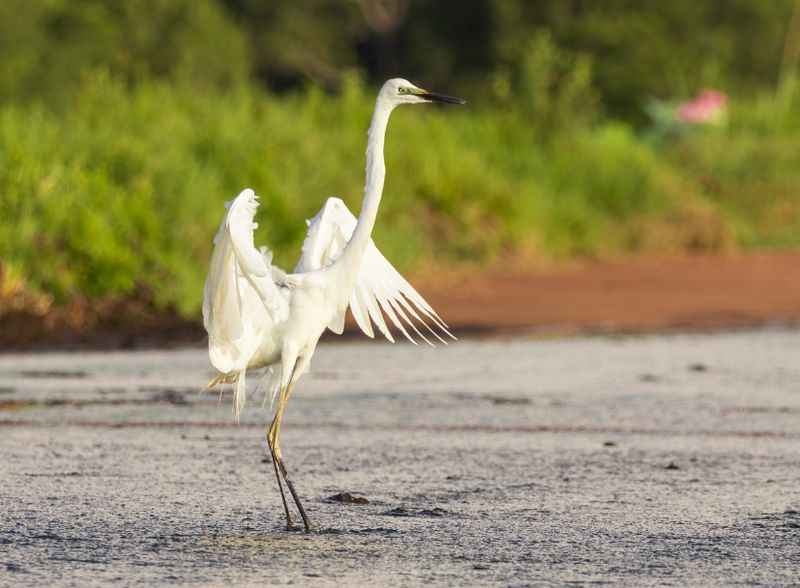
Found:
[1,0,796,120]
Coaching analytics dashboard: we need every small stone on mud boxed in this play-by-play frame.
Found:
[639,373,661,383]
[327,492,369,504]
[382,506,448,517]
[603,441,617,447]
[688,363,708,372]
[473,564,491,570]
[664,461,680,470]
[382,507,411,517]
[419,508,448,517]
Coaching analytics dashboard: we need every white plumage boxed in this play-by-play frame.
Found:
[201,78,464,532]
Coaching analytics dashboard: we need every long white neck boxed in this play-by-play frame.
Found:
[335,96,394,281]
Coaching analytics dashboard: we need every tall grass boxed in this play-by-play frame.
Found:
[1,72,799,317]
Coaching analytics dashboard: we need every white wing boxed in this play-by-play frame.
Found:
[202,189,289,375]
[295,197,455,345]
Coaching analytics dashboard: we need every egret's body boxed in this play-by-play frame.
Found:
[202,79,464,531]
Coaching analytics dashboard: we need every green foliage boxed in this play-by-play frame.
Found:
[489,0,795,121]
[0,0,249,104]
[498,32,598,137]
[2,1,796,122]
[1,1,799,316]
[666,79,800,248]
[3,73,798,317]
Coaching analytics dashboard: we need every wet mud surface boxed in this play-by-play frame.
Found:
[1,332,799,586]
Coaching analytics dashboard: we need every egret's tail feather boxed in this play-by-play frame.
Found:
[234,370,247,422]
[207,370,247,422]
[208,368,284,420]
[260,365,283,410]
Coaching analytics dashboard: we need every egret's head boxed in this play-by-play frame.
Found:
[380,78,466,107]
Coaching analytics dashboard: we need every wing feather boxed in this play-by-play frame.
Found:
[294,196,453,344]
[350,285,375,338]
[203,188,288,379]
[360,283,395,342]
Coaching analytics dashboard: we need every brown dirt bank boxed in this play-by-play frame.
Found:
[3,251,800,350]
[421,251,800,336]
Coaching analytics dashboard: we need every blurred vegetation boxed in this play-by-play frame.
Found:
[1,0,799,318]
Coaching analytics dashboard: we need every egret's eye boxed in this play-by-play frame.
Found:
[398,87,409,95]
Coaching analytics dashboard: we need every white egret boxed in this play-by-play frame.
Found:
[202,78,465,531]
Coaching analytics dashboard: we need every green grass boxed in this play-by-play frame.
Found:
[1,74,799,318]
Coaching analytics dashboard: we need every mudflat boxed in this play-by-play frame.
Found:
[1,332,799,586]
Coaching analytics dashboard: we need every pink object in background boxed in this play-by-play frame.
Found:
[676,90,728,124]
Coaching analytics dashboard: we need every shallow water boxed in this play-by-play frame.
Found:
[1,331,799,586]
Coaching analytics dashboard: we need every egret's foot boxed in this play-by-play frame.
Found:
[299,511,315,533]
[281,508,296,531]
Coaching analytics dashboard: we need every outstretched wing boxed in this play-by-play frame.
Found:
[202,189,289,375]
[295,197,455,345]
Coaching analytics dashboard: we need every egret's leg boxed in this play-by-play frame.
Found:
[268,382,312,532]
[266,419,294,530]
